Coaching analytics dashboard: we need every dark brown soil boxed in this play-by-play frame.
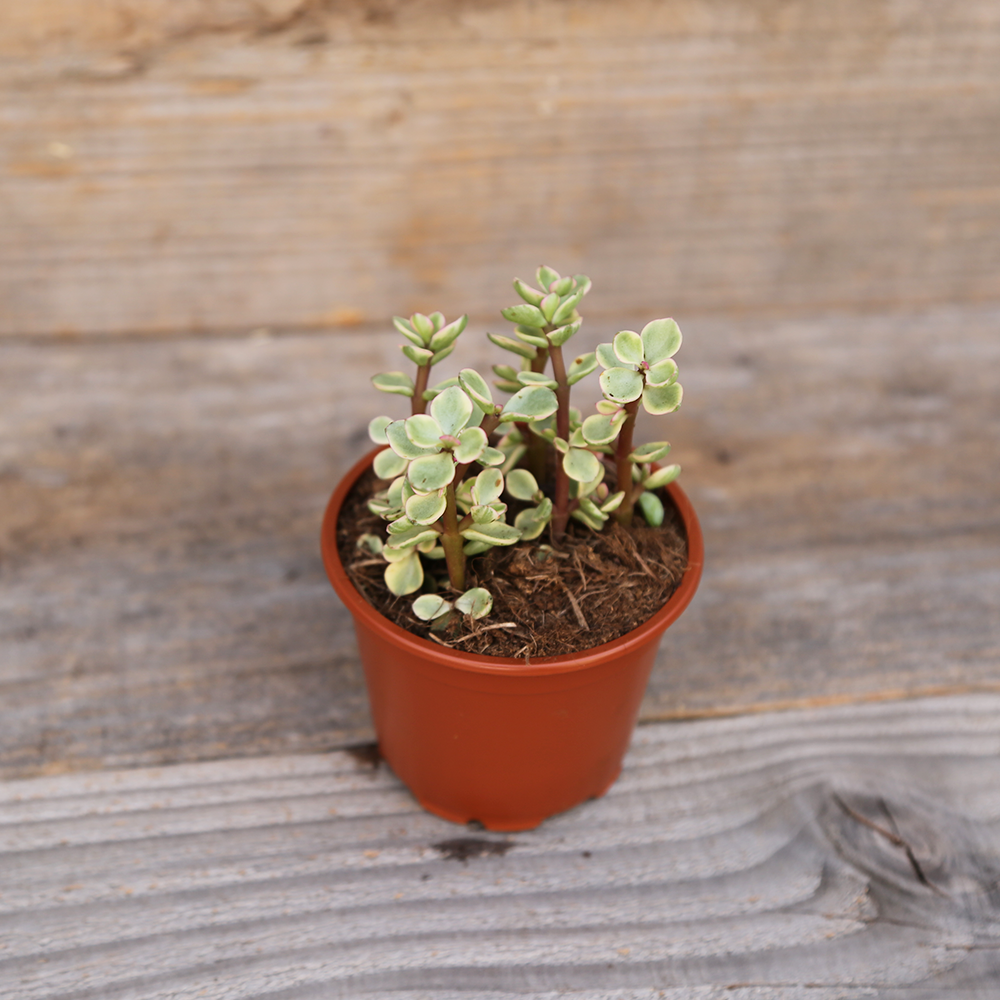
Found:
[336,467,688,659]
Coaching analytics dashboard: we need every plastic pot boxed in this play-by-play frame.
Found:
[321,448,703,831]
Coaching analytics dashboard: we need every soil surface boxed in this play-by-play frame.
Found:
[336,467,688,659]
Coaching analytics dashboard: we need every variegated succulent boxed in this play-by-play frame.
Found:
[363,267,683,623]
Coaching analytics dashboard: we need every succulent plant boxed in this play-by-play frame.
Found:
[363,267,683,623]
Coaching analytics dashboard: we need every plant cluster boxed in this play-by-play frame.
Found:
[361,267,683,624]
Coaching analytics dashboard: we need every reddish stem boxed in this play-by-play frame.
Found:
[412,364,430,415]
[548,343,572,541]
[440,481,466,591]
[614,398,642,527]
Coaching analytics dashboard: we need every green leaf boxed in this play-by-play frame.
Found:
[429,314,467,351]
[563,447,602,483]
[494,380,522,394]
[487,332,537,360]
[571,502,605,531]
[581,411,624,446]
[386,420,436,459]
[356,533,383,554]
[516,371,558,389]
[514,498,552,540]
[384,552,424,595]
[402,344,434,367]
[492,363,520,381]
[461,540,490,556]
[453,425,487,463]
[405,413,443,448]
[600,490,626,513]
[384,523,439,549]
[552,276,573,296]
[600,367,644,403]
[595,343,619,370]
[505,468,540,501]
[413,593,452,620]
[430,384,474,436]
[637,490,665,527]
[429,311,445,331]
[472,467,504,505]
[566,351,598,386]
[386,476,408,508]
[411,313,435,339]
[547,321,580,347]
[537,265,560,292]
[478,446,505,466]
[499,384,559,422]
[553,436,569,454]
[642,463,681,490]
[572,274,592,295]
[640,318,682,363]
[642,381,683,415]
[644,358,678,388]
[551,290,583,325]
[540,292,560,321]
[513,278,545,305]
[458,369,494,412]
[613,330,644,366]
[407,452,456,492]
[470,504,500,524]
[423,376,459,401]
[405,489,447,524]
[501,304,547,328]
[515,326,550,348]
[371,371,415,397]
[368,415,392,444]
[430,344,455,366]
[630,441,671,463]
[460,521,521,546]
[373,447,409,480]
[455,587,493,619]
[595,398,620,415]
[392,316,425,347]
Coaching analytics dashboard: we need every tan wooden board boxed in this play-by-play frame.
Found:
[2,0,999,337]
[2,695,999,997]
[1,304,997,779]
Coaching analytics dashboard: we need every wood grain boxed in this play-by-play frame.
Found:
[2,0,999,337]
[1,304,997,779]
[2,695,999,998]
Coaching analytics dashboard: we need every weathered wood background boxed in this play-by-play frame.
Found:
[2,0,999,337]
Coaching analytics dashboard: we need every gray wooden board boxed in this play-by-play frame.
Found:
[2,304,999,779]
[2,0,1000,336]
[1,695,1000,997]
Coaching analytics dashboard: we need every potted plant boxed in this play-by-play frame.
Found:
[320,267,703,831]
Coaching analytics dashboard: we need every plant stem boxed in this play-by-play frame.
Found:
[548,343,572,541]
[440,481,466,591]
[412,364,430,415]
[614,398,642,527]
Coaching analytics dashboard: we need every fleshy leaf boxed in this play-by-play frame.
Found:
[645,358,678,387]
[640,318,682,362]
[573,274,592,295]
[514,498,552,540]
[642,463,681,490]
[600,367,644,403]
[429,315,468,351]
[405,413,443,448]
[505,468,540,501]
[571,502,606,531]
[460,521,521,546]
[595,343,619,370]
[368,415,392,444]
[547,321,580,347]
[537,265,560,291]
[492,363,520,381]
[630,441,671,463]
[356,533,383,554]
[499,384,559,422]
[384,524,439,549]
[430,345,455,366]
[566,352,598,386]
[455,587,493,619]
[516,371,558,389]
[478,446,506,466]
[581,411,625,446]
[405,489,447,525]
[411,313,435,339]
[540,292,560,321]
[637,490,665,527]
[600,490,626,513]
[470,504,500,524]
[458,369,494,412]
[501,304,547,328]
[372,371,415,397]
[430,384,474,436]
[595,398,620,415]
[487,332,537,360]
[423,376,459,401]
[384,552,424,595]
[551,290,584,325]
[552,276,573,296]
[407,452,456,492]
[386,420,438,460]
[563,447,602,483]
[613,330,644,366]
[412,594,452,620]
[453,425,488,463]
[463,540,492,556]
[373,447,409,480]
[515,327,550,348]
[513,278,545,305]
[472,467,504,505]
[402,344,434,366]
[429,312,445,330]
[642,381,683,415]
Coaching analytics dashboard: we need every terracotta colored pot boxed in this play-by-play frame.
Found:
[321,448,703,831]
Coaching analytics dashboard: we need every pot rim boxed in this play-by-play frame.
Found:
[321,447,703,677]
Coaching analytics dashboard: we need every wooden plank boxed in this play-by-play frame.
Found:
[2,0,999,337]
[1,695,999,997]
[1,304,997,779]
